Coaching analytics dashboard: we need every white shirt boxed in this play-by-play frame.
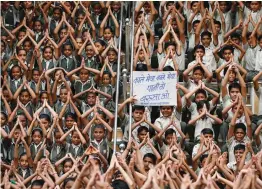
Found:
[244,45,260,71]
[194,117,215,139]
[255,48,262,71]
[154,112,182,140]
[187,60,213,75]
[244,7,262,32]
[202,44,217,71]
[192,143,209,158]
[227,136,251,163]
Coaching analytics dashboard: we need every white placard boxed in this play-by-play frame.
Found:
[132,71,177,106]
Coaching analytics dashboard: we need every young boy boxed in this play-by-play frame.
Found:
[188,101,222,140]
[227,123,252,163]
[192,128,214,171]
[154,106,183,141]
[91,124,113,162]
[118,98,149,143]
[183,56,212,92]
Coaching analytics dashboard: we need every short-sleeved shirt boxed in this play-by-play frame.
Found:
[243,7,262,32]
[154,112,182,140]
[192,143,209,158]
[227,136,251,163]
[255,48,262,71]
[244,45,259,71]
[194,117,215,139]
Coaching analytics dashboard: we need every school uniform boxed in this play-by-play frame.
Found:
[121,114,149,143]
[21,101,34,117]
[98,84,114,105]
[58,55,78,72]
[49,143,67,164]
[66,143,85,158]
[9,78,22,94]
[202,44,217,72]
[91,139,113,162]
[154,112,182,140]
[5,140,25,163]
[227,135,251,163]
[90,12,105,30]
[80,101,94,120]
[29,141,43,160]
[73,79,93,95]
[48,17,60,37]
[42,58,56,71]
[214,10,232,33]
[17,167,33,180]
[255,47,262,71]
[54,100,75,116]
[2,124,10,135]
[1,5,20,30]
[84,56,101,70]
[243,7,262,32]
[34,32,44,43]
[244,45,260,81]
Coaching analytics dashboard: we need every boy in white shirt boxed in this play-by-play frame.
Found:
[188,100,222,140]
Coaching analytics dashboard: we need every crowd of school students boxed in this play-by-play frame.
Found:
[1,1,262,189]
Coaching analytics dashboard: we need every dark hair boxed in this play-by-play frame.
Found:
[193,66,204,75]
[230,32,241,40]
[193,44,205,54]
[222,45,234,54]
[195,89,207,99]
[1,111,8,120]
[63,158,74,167]
[112,180,129,189]
[192,20,200,27]
[62,43,73,53]
[196,100,210,111]
[165,128,176,138]
[200,154,208,163]
[137,126,149,134]
[201,128,214,135]
[160,106,174,110]
[104,26,114,34]
[93,124,106,131]
[132,105,145,112]
[163,66,174,71]
[143,153,157,164]
[164,42,176,50]
[39,114,51,123]
[234,123,246,134]
[65,112,77,122]
[103,70,112,78]
[95,39,106,47]
[31,180,45,187]
[10,65,22,79]
[53,6,63,14]
[20,89,30,96]
[19,152,27,159]
[43,45,54,53]
[63,177,75,188]
[258,35,262,41]
[234,144,245,153]
[201,31,212,39]
[107,48,117,55]
[214,20,221,28]
[32,128,43,137]
[228,83,241,93]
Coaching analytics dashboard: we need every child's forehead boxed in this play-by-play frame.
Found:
[94,127,105,131]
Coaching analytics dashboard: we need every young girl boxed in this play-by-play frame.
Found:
[134,44,151,71]
[60,123,87,158]
[99,6,119,46]
[1,112,10,134]
[98,71,115,112]
[29,128,45,160]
